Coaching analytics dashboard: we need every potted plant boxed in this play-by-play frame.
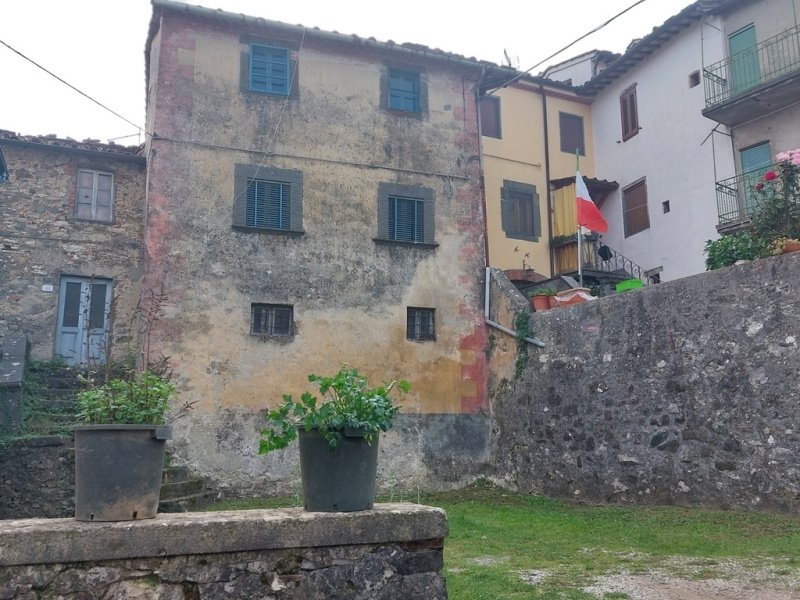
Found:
[530,288,556,312]
[259,365,409,512]
[74,369,176,521]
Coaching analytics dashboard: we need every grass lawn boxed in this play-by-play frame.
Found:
[207,481,800,599]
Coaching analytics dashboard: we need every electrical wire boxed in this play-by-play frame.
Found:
[487,0,649,93]
[0,39,144,136]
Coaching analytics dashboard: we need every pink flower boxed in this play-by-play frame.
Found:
[755,182,764,191]
[793,156,800,166]
[763,171,777,181]
[776,152,791,162]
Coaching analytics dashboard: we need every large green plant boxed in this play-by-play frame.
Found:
[77,371,176,425]
[703,232,763,270]
[259,365,409,453]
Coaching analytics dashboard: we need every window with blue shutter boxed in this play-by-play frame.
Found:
[233,164,303,234]
[376,182,436,246]
[388,196,424,242]
[249,44,290,95]
[246,178,290,230]
[388,69,420,112]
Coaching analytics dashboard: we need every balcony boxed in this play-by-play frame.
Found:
[703,25,800,126]
[552,235,651,285]
[714,166,777,232]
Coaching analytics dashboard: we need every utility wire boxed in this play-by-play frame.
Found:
[0,39,143,136]
[488,0,649,93]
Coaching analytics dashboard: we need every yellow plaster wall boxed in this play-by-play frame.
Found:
[547,97,595,179]
[482,86,550,275]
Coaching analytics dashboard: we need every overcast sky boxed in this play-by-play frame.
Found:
[1,0,692,145]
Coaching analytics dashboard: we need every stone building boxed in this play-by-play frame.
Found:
[143,0,511,491]
[0,131,145,365]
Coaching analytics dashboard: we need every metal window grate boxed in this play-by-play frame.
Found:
[251,304,293,335]
[407,307,435,341]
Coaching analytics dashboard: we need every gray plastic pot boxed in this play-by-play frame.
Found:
[73,424,171,521]
[298,428,379,512]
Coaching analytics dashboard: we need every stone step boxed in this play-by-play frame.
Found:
[159,478,207,499]
[162,465,191,483]
[158,491,219,513]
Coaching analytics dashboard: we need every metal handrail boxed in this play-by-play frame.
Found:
[585,239,648,284]
[704,24,800,107]
[714,163,780,225]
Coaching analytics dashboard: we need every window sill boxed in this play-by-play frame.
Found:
[373,238,439,249]
[504,232,540,243]
[250,333,296,343]
[385,109,425,119]
[622,128,641,142]
[233,225,305,236]
[70,216,115,225]
[407,337,436,343]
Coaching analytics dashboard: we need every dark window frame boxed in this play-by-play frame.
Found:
[500,180,540,242]
[380,67,429,117]
[559,112,585,155]
[251,303,294,336]
[620,84,639,141]
[233,164,304,234]
[622,178,649,237]
[375,182,437,247]
[249,43,290,95]
[240,35,300,99]
[480,96,501,138]
[75,168,114,223]
[407,307,436,342]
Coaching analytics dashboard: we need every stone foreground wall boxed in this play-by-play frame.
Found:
[491,253,800,512]
[0,505,447,599]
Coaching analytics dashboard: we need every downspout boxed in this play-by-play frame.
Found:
[484,267,546,348]
[475,67,491,269]
[539,81,555,277]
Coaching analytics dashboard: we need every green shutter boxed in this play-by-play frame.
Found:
[740,142,772,214]
[729,25,760,94]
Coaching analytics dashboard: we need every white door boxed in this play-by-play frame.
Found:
[55,276,113,365]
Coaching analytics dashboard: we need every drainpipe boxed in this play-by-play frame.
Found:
[475,68,491,269]
[484,267,546,348]
[539,81,555,278]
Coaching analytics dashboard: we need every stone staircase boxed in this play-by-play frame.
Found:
[158,464,219,512]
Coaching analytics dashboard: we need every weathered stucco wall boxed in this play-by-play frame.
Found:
[0,138,145,361]
[144,9,489,493]
[491,254,800,511]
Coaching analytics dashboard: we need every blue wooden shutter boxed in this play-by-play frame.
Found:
[389,196,423,242]
[388,70,419,112]
[729,25,760,94]
[250,44,289,95]
[246,179,290,229]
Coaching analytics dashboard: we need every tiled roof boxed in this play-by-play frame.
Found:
[579,0,748,95]
[0,129,143,157]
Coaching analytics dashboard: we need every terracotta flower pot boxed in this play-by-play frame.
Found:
[531,296,551,312]
[782,241,800,254]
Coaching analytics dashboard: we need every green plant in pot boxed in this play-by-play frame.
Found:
[259,365,409,512]
[74,369,177,522]
[530,288,555,312]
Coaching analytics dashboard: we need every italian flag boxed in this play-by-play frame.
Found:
[576,171,608,233]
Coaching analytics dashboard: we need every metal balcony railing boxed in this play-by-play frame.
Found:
[704,24,800,107]
[553,236,650,284]
[715,165,777,226]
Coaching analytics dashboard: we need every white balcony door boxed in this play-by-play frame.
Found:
[55,276,113,365]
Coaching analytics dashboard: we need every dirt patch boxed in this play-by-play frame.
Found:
[581,557,800,599]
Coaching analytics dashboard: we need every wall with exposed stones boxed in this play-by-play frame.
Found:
[0,505,448,599]
[0,136,145,362]
[490,253,800,512]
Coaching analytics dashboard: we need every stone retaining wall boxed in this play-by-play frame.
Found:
[491,253,800,512]
[0,504,447,599]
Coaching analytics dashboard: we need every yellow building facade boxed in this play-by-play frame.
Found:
[481,77,594,278]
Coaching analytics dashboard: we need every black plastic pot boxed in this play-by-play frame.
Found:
[298,428,379,512]
[73,424,172,521]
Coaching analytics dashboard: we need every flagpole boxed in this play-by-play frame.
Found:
[576,150,583,288]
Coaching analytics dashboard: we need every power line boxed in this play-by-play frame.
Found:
[0,39,143,136]
[488,0,649,93]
